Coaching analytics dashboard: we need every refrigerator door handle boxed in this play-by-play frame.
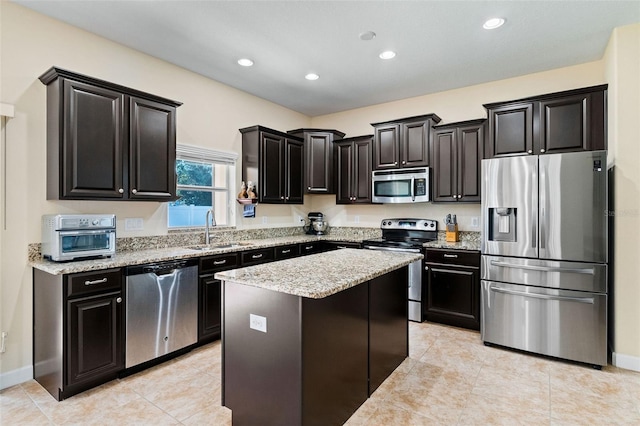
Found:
[490,260,596,275]
[489,285,595,304]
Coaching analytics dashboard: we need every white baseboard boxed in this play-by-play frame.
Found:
[613,352,640,372]
[0,366,33,390]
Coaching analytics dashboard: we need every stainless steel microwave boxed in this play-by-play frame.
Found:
[372,167,430,203]
[41,214,116,261]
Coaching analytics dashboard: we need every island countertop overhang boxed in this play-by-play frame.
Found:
[214,248,423,299]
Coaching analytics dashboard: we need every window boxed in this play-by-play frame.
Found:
[168,144,237,228]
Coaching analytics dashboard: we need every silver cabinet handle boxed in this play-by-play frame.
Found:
[213,260,227,265]
[116,297,122,303]
[394,162,398,165]
[527,150,533,154]
[402,160,406,165]
[336,246,347,249]
[490,260,595,275]
[251,253,263,259]
[540,149,546,153]
[308,187,311,190]
[489,285,594,304]
[132,189,137,194]
[304,246,313,250]
[280,196,285,200]
[84,278,107,285]
[424,266,429,271]
[443,254,458,258]
[118,188,124,194]
[281,249,291,254]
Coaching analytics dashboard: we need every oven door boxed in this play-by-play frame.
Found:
[55,229,116,260]
[371,168,429,203]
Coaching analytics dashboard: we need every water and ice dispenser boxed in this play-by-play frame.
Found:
[487,207,516,242]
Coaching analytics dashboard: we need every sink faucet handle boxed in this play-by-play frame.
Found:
[209,208,216,226]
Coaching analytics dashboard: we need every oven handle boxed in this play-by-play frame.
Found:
[364,245,421,253]
[411,176,415,202]
[489,285,595,304]
[58,229,116,236]
[490,260,595,275]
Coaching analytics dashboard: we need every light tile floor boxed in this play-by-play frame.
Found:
[2,322,640,425]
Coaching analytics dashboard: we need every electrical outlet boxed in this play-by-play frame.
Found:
[471,217,479,228]
[1,331,7,353]
[354,215,360,223]
[297,215,303,223]
[262,216,268,224]
[125,218,144,231]
[249,314,267,333]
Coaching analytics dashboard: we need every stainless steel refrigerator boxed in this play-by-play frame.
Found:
[481,150,608,367]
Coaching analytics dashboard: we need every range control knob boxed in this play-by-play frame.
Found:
[92,219,100,226]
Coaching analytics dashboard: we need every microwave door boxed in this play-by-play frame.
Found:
[539,151,607,263]
[482,156,538,258]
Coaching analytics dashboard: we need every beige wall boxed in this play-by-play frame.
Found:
[1,2,637,381]
[604,24,640,363]
[0,2,311,377]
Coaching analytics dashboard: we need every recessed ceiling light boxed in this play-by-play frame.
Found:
[237,58,254,67]
[359,31,376,41]
[483,18,505,30]
[305,73,319,81]
[379,51,396,60]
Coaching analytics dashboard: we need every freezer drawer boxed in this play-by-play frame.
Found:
[482,255,607,293]
[481,280,607,366]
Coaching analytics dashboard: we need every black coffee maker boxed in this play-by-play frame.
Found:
[303,212,327,235]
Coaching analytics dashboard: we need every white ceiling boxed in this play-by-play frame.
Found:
[14,0,640,116]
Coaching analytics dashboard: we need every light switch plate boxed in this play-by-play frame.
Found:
[250,314,267,333]
[125,218,144,231]
[471,217,479,228]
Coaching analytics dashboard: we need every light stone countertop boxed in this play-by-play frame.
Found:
[423,240,481,251]
[29,235,362,275]
[215,248,423,299]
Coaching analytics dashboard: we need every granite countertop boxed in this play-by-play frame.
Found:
[423,240,481,251]
[29,235,363,275]
[215,248,423,299]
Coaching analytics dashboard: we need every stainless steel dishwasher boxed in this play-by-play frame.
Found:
[125,258,198,368]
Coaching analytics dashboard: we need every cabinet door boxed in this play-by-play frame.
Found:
[306,132,334,193]
[458,124,482,202]
[401,119,429,167]
[486,103,534,158]
[373,124,400,169]
[284,138,304,203]
[539,92,605,154]
[425,265,480,330]
[335,142,353,204]
[432,129,457,202]
[67,292,123,386]
[199,275,221,341]
[353,138,373,203]
[62,79,125,199]
[129,97,176,200]
[260,132,284,203]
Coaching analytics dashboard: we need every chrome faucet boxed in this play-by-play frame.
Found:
[205,208,216,245]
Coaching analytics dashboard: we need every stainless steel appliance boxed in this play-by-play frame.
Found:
[363,218,438,322]
[372,167,430,203]
[481,150,608,367]
[41,214,116,261]
[125,259,198,368]
[303,212,329,235]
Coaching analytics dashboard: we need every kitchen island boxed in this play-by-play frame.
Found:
[215,248,422,426]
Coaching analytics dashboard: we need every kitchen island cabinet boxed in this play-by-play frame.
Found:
[216,249,420,426]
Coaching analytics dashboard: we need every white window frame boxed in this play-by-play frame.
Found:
[169,143,238,228]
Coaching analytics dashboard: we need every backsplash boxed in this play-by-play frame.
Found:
[28,226,386,261]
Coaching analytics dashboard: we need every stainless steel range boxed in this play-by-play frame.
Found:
[363,218,438,322]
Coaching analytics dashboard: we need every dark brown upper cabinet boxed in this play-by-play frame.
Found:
[432,119,484,203]
[287,128,345,194]
[371,114,441,170]
[39,67,181,201]
[484,85,607,158]
[240,126,304,204]
[335,135,373,204]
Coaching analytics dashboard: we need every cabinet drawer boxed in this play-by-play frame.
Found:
[200,253,239,273]
[241,248,275,266]
[276,244,299,260]
[299,242,324,255]
[67,268,122,298]
[425,249,480,267]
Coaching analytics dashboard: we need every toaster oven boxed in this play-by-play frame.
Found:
[41,214,116,261]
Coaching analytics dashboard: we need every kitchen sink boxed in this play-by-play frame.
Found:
[185,242,254,251]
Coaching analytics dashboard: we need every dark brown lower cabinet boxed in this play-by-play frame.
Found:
[425,249,480,330]
[33,268,124,401]
[198,253,239,343]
